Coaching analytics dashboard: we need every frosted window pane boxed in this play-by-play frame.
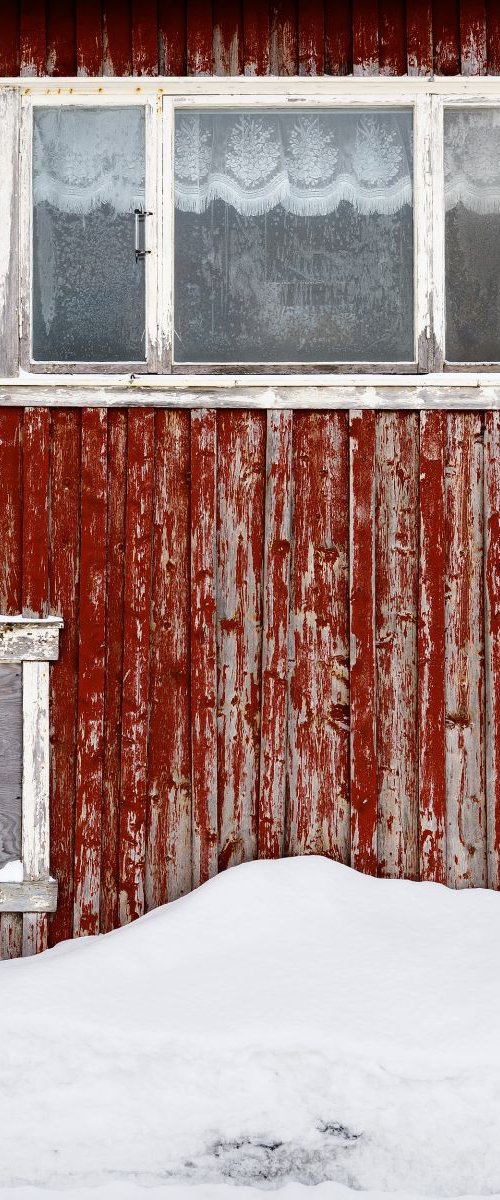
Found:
[32,107,146,363]
[0,664,22,869]
[173,108,414,363]
[445,109,500,362]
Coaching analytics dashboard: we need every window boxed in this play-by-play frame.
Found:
[32,106,146,363]
[173,108,414,364]
[0,617,62,914]
[16,79,500,375]
[21,95,157,373]
[444,108,500,363]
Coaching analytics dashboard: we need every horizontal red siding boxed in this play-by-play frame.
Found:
[0,0,496,77]
[0,407,497,959]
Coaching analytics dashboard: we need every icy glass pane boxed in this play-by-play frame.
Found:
[32,106,146,363]
[173,108,414,363]
[445,109,500,362]
[0,664,22,870]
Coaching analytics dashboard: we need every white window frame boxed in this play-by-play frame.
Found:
[19,92,161,375]
[0,616,62,914]
[8,74,500,380]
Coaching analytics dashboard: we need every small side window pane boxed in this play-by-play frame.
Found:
[445,108,500,362]
[0,664,22,870]
[32,106,146,363]
[173,108,414,364]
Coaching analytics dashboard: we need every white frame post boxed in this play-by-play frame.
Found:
[0,616,62,914]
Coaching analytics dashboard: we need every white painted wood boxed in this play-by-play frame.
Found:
[414,94,434,372]
[0,90,20,376]
[0,880,57,912]
[6,76,500,97]
[22,661,50,880]
[0,665,22,869]
[0,617,62,663]
[3,378,500,408]
[161,96,174,371]
[430,94,445,371]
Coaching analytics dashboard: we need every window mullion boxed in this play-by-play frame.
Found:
[430,94,445,371]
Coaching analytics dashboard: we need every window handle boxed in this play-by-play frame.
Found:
[134,208,153,263]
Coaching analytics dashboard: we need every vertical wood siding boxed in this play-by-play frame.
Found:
[1,1,500,77]
[0,4,499,956]
[0,408,496,960]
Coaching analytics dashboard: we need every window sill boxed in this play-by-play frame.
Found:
[0,879,58,913]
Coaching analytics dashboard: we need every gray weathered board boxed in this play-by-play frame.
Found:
[0,663,22,869]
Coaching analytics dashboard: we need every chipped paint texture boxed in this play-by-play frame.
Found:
[445,414,486,888]
[0,409,500,960]
[1,2,497,78]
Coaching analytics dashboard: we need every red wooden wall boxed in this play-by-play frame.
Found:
[0,3,499,955]
[0,407,499,960]
[0,0,498,78]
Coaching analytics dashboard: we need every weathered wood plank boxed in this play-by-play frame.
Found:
[132,0,159,74]
[350,410,377,876]
[213,0,241,75]
[258,410,292,860]
[376,413,419,879]
[191,410,218,888]
[119,410,154,925]
[49,412,81,948]
[22,660,50,882]
[146,411,191,910]
[445,414,486,887]
[269,0,298,74]
[379,0,407,73]
[217,411,266,871]
[486,0,500,72]
[187,0,213,74]
[20,0,47,75]
[0,410,23,960]
[287,413,350,862]
[419,410,447,883]
[243,0,269,73]
[0,881,57,913]
[22,407,51,955]
[73,409,107,937]
[352,0,379,73]
[0,622,61,662]
[0,664,22,872]
[101,410,127,934]
[485,411,500,888]
[460,0,487,73]
[22,409,50,619]
[325,0,352,74]
[433,0,460,73]
[298,0,325,74]
[159,0,186,73]
[76,0,103,75]
[102,0,132,75]
[0,6,20,74]
[406,0,433,72]
[0,91,19,378]
[46,0,77,74]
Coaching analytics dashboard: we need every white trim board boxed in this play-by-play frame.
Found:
[0,616,62,916]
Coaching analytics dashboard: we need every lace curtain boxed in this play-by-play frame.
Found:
[445,109,500,361]
[33,106,145,215]
[445,109,500,213]
[174,109,413,217]
[32,107,145,360]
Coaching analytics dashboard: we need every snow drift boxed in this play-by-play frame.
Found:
[0,856,499,1195]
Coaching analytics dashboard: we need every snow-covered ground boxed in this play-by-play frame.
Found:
[0,856,499,1199]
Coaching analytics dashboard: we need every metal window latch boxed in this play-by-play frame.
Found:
[134,208,153,263]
